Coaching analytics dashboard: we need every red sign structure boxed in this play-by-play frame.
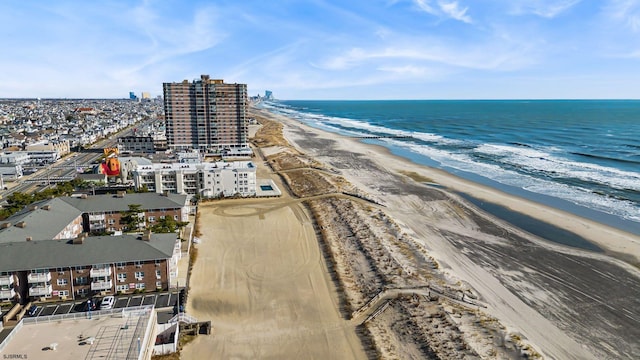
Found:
[98,157,121,176]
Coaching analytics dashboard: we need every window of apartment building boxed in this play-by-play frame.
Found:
[75,266,85,272]
[108,219,115,225]
[116,284,128,292]
[134,271,144,280]
[156,281,162,289]
[135,261,143,268]
[76,277,88,285]
[116,262,125,269]
[135,283,146,290]
[117,273,127,282]
[155,259,162,266]
[77,288,88,296]
[148,216,155,223]
[33,268,48,274]
[156,270,162,279]
[58,290,69,297]
[56,267,65,274]
[57,278,68,286]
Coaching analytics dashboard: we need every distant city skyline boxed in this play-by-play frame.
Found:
[1,0,639,100]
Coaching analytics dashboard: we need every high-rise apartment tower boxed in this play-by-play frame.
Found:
[163,75,248,151]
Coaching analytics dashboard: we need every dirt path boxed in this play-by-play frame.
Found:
[181,199,367,359]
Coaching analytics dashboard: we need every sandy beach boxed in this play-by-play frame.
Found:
[181,190,368,358]
[182,107,640,359]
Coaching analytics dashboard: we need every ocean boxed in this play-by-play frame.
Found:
[259,100,640,236]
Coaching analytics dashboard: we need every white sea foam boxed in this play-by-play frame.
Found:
[474,143,640,192]
[282,105,463,146]
[389,139,640,223]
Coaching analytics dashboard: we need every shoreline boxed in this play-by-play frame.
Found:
[254,106,640,359]
[458,192,603,252]
[381,142,640,237]
[260,108,640,266]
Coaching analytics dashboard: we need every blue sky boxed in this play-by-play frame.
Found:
[1,0,639,99]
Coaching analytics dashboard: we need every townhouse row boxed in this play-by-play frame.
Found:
[0,192,191,304]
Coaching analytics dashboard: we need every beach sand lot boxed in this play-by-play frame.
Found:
[181,198,368,359]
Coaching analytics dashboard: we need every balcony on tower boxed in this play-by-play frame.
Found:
[28,270,51,283]
[0,288,16,300]
[0,273,14,287]
[90,265,112,278]
[29,284,53,297]
[91,278,113,291]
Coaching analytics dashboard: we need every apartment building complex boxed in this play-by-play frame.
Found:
[61,191,190,233]
[163,75,248,152]
[0,232,178,303]
[131,161,257,198]
[0,193,189,303]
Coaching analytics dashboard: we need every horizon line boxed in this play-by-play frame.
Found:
[2,97,640,101]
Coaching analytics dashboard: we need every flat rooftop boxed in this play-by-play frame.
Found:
[0,306,155,360]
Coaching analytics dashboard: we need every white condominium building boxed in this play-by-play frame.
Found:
[131,161,257,198]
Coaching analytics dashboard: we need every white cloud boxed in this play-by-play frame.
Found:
[412,0,472,23]
[509,0,582,18]
[315,39,537,73]
[439,1,472,23]
[414,0,437,14]
[108,4,226,83]
[606,0,640,31]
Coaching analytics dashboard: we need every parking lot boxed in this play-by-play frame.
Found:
[20,291,179,318]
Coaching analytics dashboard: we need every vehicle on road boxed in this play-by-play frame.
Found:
[27,305,38,317]
[100,296,115,310]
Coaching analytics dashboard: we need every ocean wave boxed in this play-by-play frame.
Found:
[265,101,640,224]
[473,144,640,192]
[570,152,640,165]
[388,139,640,223]
[272,103,466,147]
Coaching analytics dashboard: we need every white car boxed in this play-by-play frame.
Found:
[100,296,115,310]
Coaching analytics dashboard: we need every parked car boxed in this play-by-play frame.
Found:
[27,305,38,317]
[100,296,115,310]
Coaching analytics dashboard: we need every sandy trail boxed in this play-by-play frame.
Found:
[181,198,367,359]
